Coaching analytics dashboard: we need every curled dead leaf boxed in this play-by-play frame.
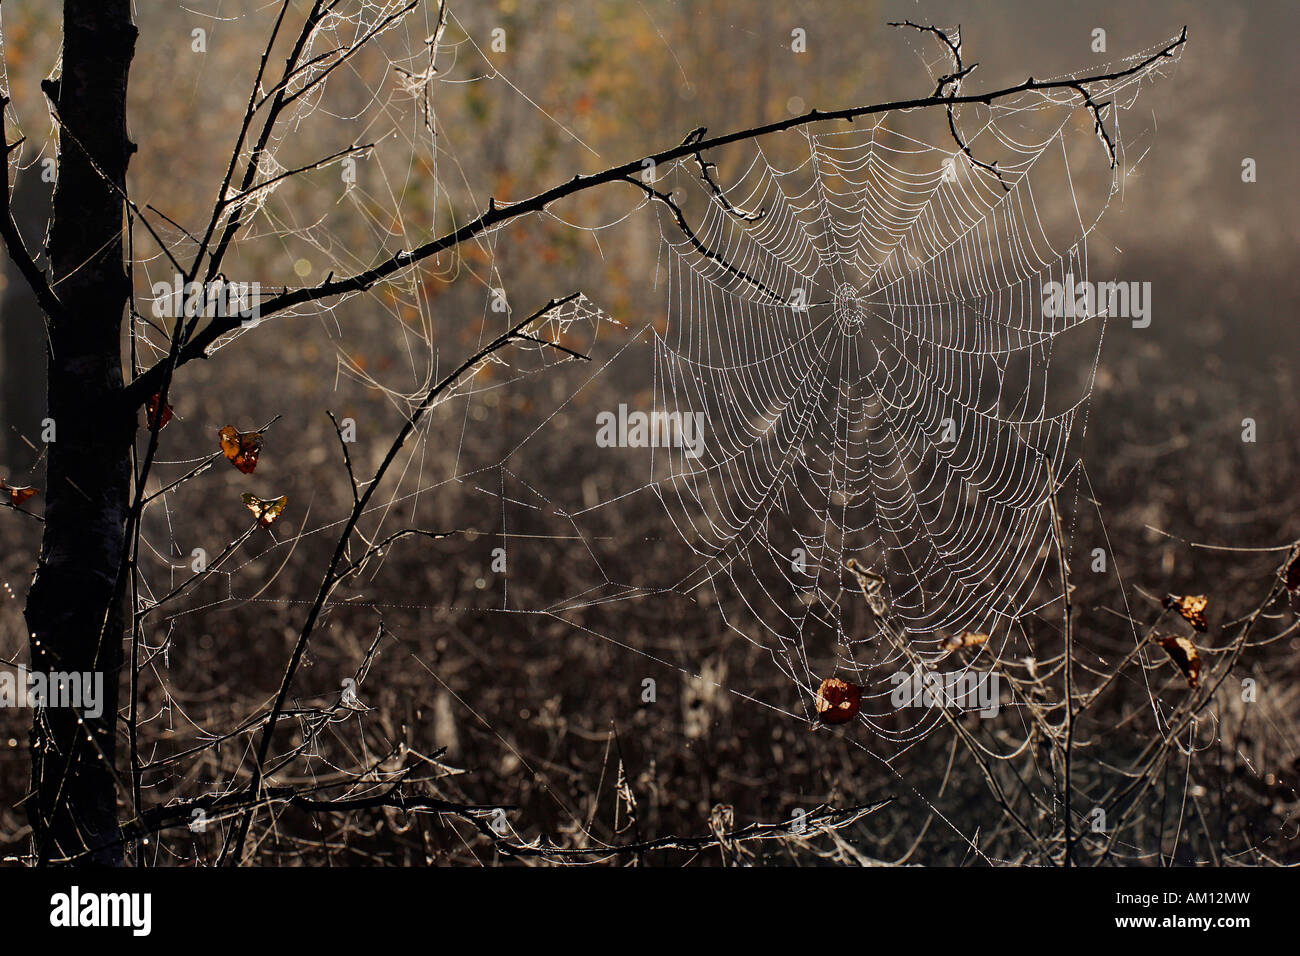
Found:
[1157,634,1201,688]
[241,492,286,527]
[814,676,861,725]
[1,479,37,507]
[1163,593,1208,632]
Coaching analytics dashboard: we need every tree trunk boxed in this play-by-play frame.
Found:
[25,0,136,867]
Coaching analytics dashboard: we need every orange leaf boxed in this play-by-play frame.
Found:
[1,479,37,507]
[219,426,264,474]
[1163,593,1208,632]
[240,493,286,527]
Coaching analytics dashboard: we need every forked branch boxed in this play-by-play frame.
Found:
[120,25,1187,408]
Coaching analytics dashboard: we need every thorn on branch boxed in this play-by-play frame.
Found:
[680,126,707,147]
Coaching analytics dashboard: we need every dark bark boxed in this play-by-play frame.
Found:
[24,0,136,866]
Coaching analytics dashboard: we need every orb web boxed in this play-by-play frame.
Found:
[524,43,1181,743]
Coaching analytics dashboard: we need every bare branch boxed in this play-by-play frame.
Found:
[620,176,787,303]
[0,96,67,323]
[889,21,1009,190]
[120,26,1189,409]
[221,292,585,864]
[326,410,360,504]
[1069,82,1118,167]
[682,127,765,221]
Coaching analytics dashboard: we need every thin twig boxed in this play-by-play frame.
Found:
[221,293,583,864]
[121,27,1188,408]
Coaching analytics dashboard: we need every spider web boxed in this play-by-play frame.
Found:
[480,43,1176,744]
[94,7,1291,865]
